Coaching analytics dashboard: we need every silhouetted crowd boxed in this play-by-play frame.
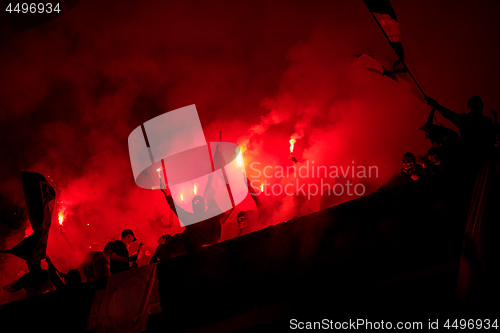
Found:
[3,95,499,301]
[377,95,498,191]
[2,176,271,298]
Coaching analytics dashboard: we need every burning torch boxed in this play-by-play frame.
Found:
[58,211,65,233]
[237,151,243,167]
[157,167,163,189]
[289,138,297,163]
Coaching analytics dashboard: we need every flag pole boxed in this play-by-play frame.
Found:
[402,62,426,97]
[219,132,236,208]
[367,11,426,98]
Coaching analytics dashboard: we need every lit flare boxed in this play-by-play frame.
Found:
[237,152,243,166]
[289,138,296,153]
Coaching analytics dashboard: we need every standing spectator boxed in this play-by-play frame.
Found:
[425,95,495,163]
[110,229,143,275]
[149,235,172,264]
[160,183,230,253]
[420,106,462,169]
[82,242,113,282]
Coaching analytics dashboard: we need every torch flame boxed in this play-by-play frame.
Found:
[156,168,161,172]
[194,185,197,195]
[156,168,162,179]
[289,138,296,153]
[260,183,264,192]
[58,212,64,226]
[237,152,243,166]
[180,194,184,201]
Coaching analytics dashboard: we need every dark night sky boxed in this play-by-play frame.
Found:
[0,0,499,304]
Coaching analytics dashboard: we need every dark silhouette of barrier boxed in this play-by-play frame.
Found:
[1,156,499,332]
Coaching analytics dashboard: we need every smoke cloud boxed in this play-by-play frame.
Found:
[1,0,499,304]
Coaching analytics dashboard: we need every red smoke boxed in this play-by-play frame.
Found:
[1,0,499,305]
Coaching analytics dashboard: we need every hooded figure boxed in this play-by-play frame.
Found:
[377,152,428,191]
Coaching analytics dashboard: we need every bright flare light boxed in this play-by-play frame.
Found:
[289,138,296,153]
[237,152,243,166]
[156,168,162,179]
[180,194,184,201]
[194,185,197,195]
[260,183,264,192]
[58,212,64,226]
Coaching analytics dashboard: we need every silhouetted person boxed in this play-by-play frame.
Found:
[236,210,259,236]
[159,234,186,260]
[110,229,143,275]
[425,96,495,164]
[2,259,53,298]
[149,234,172,264]
[46,256,81,291]
[377,152,428,191]
[236,211,249,236]
[161,183,229,253]
[422,147,445,174]
[82,242,112,282]
[420,106,462,168]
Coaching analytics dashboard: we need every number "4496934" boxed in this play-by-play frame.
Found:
[444,319,498,330]
[6,3,61,14]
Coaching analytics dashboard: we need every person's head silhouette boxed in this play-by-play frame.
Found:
[192,195,205,216]
[467,96,484,115]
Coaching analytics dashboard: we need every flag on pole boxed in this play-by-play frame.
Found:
[352,54,426,101]
[363,0,404,60]
[353,54,400,82]
[362,1,428,99]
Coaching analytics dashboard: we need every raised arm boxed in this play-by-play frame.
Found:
[160,179,175,212]
[160,180,189,217]
[425,96,462,127]
[160,180,195,229]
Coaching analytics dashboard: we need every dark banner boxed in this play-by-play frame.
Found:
[1,171,55,261]
[363,0,404,59]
